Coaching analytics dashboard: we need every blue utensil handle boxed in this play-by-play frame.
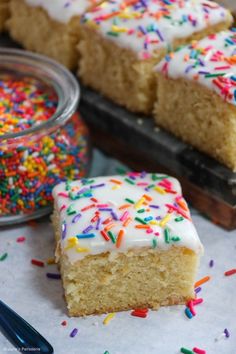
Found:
[0,300,53,353]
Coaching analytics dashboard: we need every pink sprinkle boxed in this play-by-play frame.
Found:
[215,65,231,70]
[61,320,67,326]
[193,347,206,354]
[127,29,135,35]
[193,298,203,305]
[58,192,69,198]
[16,236,26,243]
[146,228,153,234]
[159,179,172,188]
[141,52,151,60]
[60,205,66,212]
[187,300,196,316]
[120,211,129,222]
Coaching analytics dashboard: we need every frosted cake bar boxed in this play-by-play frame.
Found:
[154,30,236,171]
[52,173,203,316]
[78,0,232,114]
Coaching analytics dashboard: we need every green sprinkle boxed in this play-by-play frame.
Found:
[151,174,168,181]
[107,31,119,37]
[65,181,72,191]
[164,228,170,244]
[82,179,95,185]
[69,192,80,200]
[175,216,184,222]
[175,45,185,52]
[67,205,76,215]
[171,236,181,242]
[135,217,147,225]
[152,238,157,249]
[180,348,194,354]
[108,231,116,244]
[125,198,135,204]
[104,351,110,354]
[124,178,135,185]
[116,167,127,175]
[205,73,226,78]
[10,194,20,202]
[0,252,8,261]
[137,209,145,213]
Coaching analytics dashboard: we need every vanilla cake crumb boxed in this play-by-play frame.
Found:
[7,0,102,69]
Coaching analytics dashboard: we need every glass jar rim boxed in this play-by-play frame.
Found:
[0,48,80,140]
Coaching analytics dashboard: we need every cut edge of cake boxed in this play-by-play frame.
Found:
[52,207,200,317]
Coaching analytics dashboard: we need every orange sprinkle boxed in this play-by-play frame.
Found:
[123,217,132,227]
[194,276,211,288]
[116,230,124,248]
[176,199,188,211]
[105,223,116,232]
[135,225,150,229]
[143,194,152,202]
[110,179,122,185]
[119,204,131,210]
[102,217,113,225]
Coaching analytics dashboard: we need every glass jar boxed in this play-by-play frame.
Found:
[0,48,90,225]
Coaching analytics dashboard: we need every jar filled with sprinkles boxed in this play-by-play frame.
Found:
[0,48,90,225]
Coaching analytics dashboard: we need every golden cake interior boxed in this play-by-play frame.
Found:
[53,208,199,317]
[154,75,236,171]
[8,0,83,69]
[78,19,232,114]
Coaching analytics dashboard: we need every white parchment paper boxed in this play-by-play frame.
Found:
[0,150,235,354]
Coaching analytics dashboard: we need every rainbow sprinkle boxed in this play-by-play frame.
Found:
[103,313,116,325]
[0,75,57,135]
[0,252,8,261]
[156,30,236,106]
[70,328,78,338]
[82,0,230,60]
[0,75,89,216]
[54,172,202,264]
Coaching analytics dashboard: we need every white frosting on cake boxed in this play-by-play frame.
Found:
[155,30,236,106]
[81,0,232,60]
[25,0,100,23]
[52,173,203,263]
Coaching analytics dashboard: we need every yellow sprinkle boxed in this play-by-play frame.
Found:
[47,258,55,265]
[159,214,171,228]
[76,247,90,253]
[154,186,166,195]
[149,220,159,225]
[134,197,145,210]
[65,237,78,250]
[103,313,116,325]
[112,185,121,190]
[111,25,127,33]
